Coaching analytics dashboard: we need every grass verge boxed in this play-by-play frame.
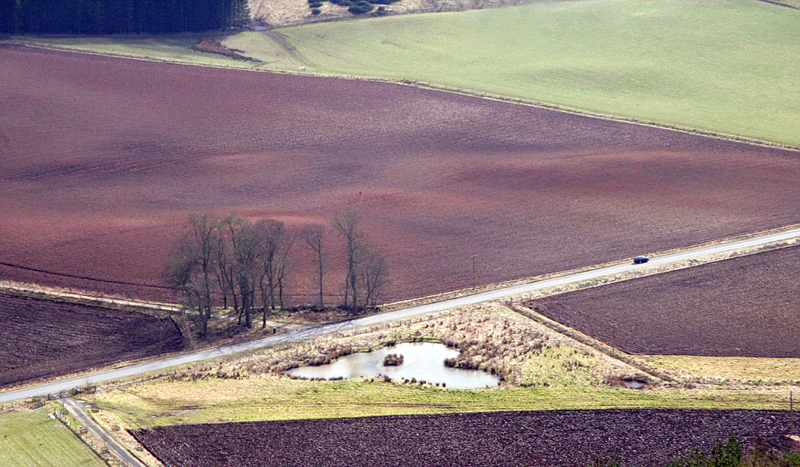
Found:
[0,405,106,467]
[644,355,800,384]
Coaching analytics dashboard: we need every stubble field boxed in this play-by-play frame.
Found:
[130,409,800,467]
[0,294,184,388]
[530,245,800,357]
[1,45,799,303]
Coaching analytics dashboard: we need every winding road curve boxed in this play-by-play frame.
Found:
[2,227,799,404]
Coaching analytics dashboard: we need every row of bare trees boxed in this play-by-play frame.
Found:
[166,212,389,336]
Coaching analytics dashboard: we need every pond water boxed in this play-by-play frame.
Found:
[286,342,500,389]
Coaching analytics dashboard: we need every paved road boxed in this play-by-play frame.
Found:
[60,397,147,467]
[2,227,798,404]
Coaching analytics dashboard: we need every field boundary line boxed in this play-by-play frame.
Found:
[758,0,799,10]
[506,304,676,383]
[5,40,800,153]
[385,80,800,153]
[0,260,174,290]
[0,281,180,313]
[254,31,800,151]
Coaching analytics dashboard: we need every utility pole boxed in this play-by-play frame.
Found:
[471,255,477,290]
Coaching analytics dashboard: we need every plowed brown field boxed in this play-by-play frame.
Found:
[531,246,800,357]
[2,45,799,302]
[0,294,183,388]
[130,409,800,467]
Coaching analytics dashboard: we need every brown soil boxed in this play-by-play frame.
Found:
[129,409,800,466]
[1,45,799,304]
[0,293,184,388]
[529,245,800,357]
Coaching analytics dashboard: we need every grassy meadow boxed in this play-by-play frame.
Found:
[87,374,794,429]
[0,408,105,467]
[248,0,800,146]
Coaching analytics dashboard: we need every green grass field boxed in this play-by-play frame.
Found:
[87,373,794,429]
[0,408,105,467]
[246,0,800,146]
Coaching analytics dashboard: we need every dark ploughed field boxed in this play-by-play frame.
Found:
[130,409,800,467]
[531,245,800,357]
[0,294,183,388]
[2,45,799,302]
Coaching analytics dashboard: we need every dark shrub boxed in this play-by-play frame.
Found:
[311,8,321,14]
[348,1,374,14]
[309,2,323,8]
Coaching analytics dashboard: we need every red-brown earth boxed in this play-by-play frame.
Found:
[1,45,799,303]
[530,245,800,357]
[129,409,800,467]
[0,293,183,388]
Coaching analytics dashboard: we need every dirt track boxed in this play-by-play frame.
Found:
[0,294,184,388]
[130,409,800,466]
[1,45,799,303]
[530,245,800,357]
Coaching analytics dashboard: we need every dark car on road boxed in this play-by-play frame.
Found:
[633,255,650,264]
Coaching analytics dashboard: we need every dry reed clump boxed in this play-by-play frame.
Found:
[383,354,404,366]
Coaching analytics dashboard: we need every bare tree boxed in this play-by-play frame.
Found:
[275,234,295,311]
[165,231,199,311]
[360,247,389,308]
[214,215,264,329]
[165,213,218,337]
[301,224,326,308]
[220,216,241,323]
[333,211,365,313]
[192,213,217,332]
[210,225,230,310]
[257,219,286,328]
[217,215,241,321]
[232,219,263,328]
